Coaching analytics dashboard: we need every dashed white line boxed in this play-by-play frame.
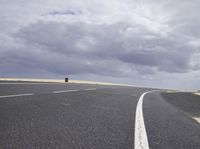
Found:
[0,93,34,98]
[53,90,79,94]
[84,88,97,91]
[135,90,160,149]
[53,88,97,94]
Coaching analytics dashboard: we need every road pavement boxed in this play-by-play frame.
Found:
[0,82,200,149]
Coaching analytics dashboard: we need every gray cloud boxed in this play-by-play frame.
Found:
[1,0,200,89]
[14,21,194,74]
[47,10,82,16]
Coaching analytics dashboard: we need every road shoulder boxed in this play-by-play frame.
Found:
[161,92,200,124]
[143,92,200,149]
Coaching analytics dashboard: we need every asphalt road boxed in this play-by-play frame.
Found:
[0,82,200,149]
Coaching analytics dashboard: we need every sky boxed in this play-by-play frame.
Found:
[1,0,200,90]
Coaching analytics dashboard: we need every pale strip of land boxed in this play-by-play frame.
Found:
[0,78,63,83]
[0,78,132,87]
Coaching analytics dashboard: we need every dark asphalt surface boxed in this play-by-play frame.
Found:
[144,92,200,149]
[0,83,200,148]
[161,92,200,117]
[0,82,117,96]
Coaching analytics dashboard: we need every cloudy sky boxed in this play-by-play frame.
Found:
[1,0,200,90]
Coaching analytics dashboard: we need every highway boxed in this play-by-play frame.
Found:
[0,82,200,149]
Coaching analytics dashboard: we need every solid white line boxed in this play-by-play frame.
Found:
[53,90,79,94]
[135,90,160,149]
[84,88,97,91]
[0,93,34,98]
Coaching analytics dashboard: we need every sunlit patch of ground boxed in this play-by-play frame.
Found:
[166,90,180,93]
[193,117,200,123]
[194,92,200,96]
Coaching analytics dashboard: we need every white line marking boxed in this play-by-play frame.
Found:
[61,103,71,106]
[135,90,160,149]
[53,90,79,94]
[84,88,97,91]
[0,93,34,98]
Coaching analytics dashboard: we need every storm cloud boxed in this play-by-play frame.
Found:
[1,0,200,89]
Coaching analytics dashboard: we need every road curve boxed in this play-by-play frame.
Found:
[0,83,200,149]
